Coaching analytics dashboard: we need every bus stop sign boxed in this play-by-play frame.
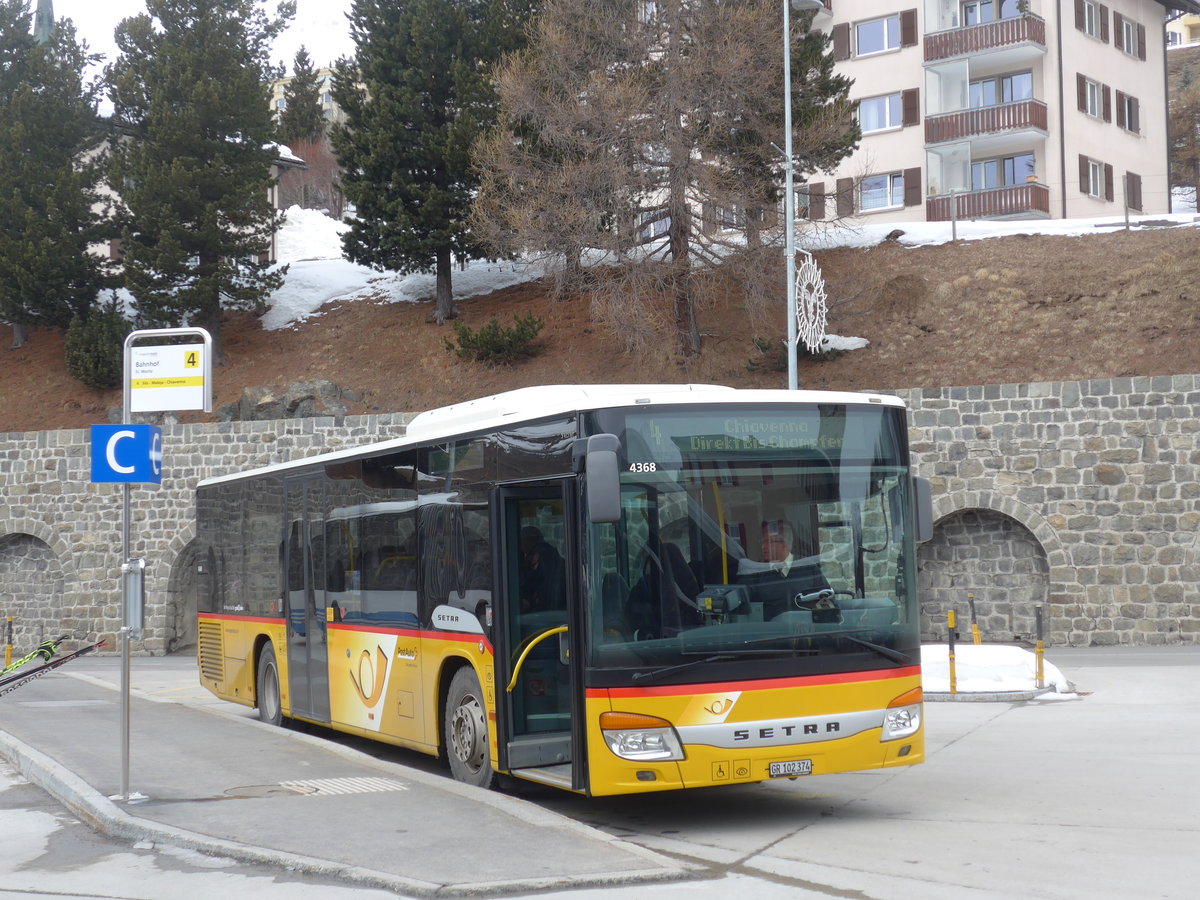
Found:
[90,425,163,484]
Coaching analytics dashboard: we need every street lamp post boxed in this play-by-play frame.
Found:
[784,0,824,390]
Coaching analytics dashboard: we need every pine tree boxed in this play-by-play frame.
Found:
[106,0,295,365]
[472,0,857,355]
[0,0,109,350]
[330,0,538,324]
[278,45,325,145]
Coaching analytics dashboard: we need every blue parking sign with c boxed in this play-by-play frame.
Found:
[90,425,163,484]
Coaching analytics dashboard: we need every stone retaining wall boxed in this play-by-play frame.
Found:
[1,374,1197,653]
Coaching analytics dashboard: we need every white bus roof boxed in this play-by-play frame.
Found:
[198,383,904,488]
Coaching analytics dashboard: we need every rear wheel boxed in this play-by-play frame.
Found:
[256,644,283,727]
[444,667,494,788]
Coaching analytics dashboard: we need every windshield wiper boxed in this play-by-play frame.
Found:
[737,628,911,665]
[632,654,737,684]
[840,635,910,665]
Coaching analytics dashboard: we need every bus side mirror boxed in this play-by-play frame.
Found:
[586,433,621,524]
[913,476,933,543]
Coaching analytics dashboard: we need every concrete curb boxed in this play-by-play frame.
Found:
[925,687,1060,702]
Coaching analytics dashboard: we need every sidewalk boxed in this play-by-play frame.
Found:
[0,657,686,897]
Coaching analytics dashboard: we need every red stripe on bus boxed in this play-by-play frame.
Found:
[589,666,922,699]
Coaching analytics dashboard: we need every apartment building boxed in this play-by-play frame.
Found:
[1166,10,1200,40]
[804,0,1200,223]
[269,67,345,128]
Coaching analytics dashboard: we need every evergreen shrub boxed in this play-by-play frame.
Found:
[65,300,131,390]
[445,312,545,364]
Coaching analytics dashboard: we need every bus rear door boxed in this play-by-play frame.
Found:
[493,481,586,792]
[283,476,331,723]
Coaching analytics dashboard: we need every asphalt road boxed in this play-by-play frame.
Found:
[2,646,1197,899]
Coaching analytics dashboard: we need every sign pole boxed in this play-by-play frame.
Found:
[113,327,212,803]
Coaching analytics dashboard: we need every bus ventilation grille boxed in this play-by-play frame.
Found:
[197,620,224,683]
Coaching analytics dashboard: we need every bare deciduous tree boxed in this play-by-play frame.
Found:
[472,0,857,356]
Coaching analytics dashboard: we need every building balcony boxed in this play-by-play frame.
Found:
[926,182,1051,221]
[925,99,1048,145]
[925,14,1047,64]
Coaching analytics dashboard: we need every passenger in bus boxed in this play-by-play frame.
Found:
[519,526,565,612]
[738,519,831,620]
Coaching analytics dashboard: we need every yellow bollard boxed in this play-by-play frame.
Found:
[1034,605,1045,689]
[968,592,982,645]
[947,609,957,695]
[4,616,11,670]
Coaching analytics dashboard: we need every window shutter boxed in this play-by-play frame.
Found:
[833,23,850,61]
[1126,172,1142,210]
[1102,84,1111,123]
[1079,154,1090,195]
[1104,163,1114,201]
[903,167,922,207]
[836,177,854,217]
[1113,12,1124,51]
[1115,90,1126,129]
[809,182,826,220]
[1137,24,1146,61]
[902,88,920,127]
[900,9,918,48]
[1099,5,1109,43]
[1075,0,1085,31]
[1077,73,1087,112]
[1130,97,1140,134]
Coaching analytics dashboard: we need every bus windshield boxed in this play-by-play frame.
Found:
[584,403,919,683]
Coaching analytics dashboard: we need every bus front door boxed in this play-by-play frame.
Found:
[494,482,585,792]
[283,477,331,723]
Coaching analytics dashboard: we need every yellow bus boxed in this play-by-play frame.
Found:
[195,384,933,795]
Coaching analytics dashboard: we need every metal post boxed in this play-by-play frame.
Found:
[968,592,981,645]
[1034,604,1045,689]
[4,616,11,669]
[783,0,797,391]
[950,190,959,242]
[947,609,958,695]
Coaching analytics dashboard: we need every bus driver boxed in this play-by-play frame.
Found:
[738,519,834,621]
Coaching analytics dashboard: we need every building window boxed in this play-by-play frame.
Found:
[276,98,286,110]
[970,72,1033,108]
[856,15,900,56]
[1081,0,1101,38]
[1084,78,1102,118]
[1116,91,1140,133]
[971,152,1035,190]
[859,93,902,133]
[961,0,1019,26]
[860,173,905,211]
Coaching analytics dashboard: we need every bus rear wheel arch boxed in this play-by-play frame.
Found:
[444,666,494,789]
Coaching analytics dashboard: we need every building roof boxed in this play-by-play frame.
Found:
[1162,0,1200,16]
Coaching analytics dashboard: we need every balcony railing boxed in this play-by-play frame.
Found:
[925,99,1048,144]
[925,14,1047,62]
[926,182,1051,221]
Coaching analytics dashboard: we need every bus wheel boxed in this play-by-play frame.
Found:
[256,644,283,727]
[445,667,494,788]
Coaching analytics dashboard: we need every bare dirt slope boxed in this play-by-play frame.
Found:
[3,224,1199,434]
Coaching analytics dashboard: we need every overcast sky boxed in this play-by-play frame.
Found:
[49,0,355,72]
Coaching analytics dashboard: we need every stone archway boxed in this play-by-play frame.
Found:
[164,536,206,655]
[918,509,1050,643]
[0,533,67,650]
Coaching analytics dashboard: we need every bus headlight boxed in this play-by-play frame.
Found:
[882,688,923,741]
[600,712,685,761]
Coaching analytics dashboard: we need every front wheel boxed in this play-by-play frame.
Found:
[256,643,283,727]
[444,667,494,789]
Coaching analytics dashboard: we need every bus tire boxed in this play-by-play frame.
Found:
[256,643,283,727]
[445,667,494,789]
